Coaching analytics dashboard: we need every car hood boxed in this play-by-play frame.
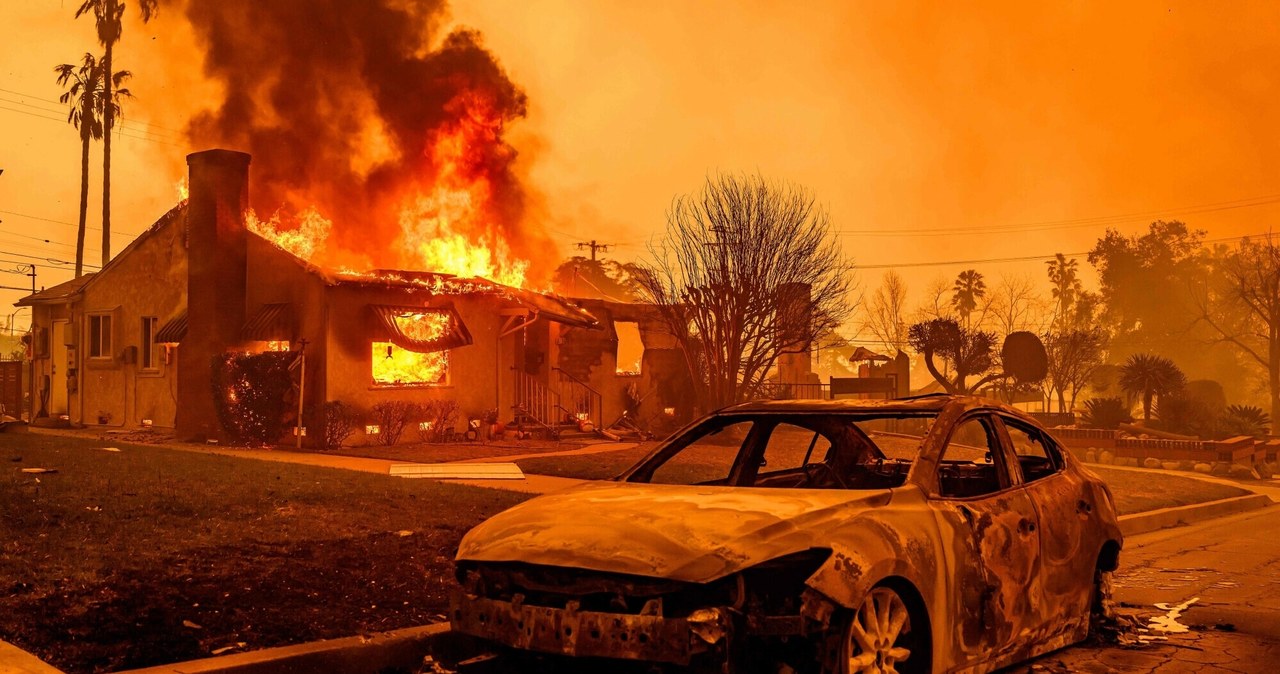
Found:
[456,481,894,583]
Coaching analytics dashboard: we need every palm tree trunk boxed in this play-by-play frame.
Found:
[100,21,115,268]
[75,127,89,278]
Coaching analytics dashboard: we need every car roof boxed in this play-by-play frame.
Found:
[717,393,1035,420]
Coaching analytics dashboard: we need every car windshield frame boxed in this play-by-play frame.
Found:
[618,411,940,488]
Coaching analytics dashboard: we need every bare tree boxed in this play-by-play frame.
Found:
[914,275,955,322]
[983,272,1051,336]
[1195,235,1280,423]
[1041,328,1107,413]
[907,318,1000,394]
[638,173,856,410]
[862,270,909,355]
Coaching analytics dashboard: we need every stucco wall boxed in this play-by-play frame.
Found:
[322,284,519,443]
[73,208,187,428]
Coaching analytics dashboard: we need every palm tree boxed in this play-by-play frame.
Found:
[1119,353,1186,421]
[1046,253,1081,329]
[75,0,158,267]
[951,269,986,327]
[55,54,106,278]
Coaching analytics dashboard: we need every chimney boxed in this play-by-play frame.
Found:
[176,149,251,441]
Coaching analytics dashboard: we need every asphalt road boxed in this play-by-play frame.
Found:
[1010,505,1280,673]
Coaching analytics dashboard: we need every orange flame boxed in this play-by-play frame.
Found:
[371,311,452,385]
[177,177,189,202]
[246,207,333,261]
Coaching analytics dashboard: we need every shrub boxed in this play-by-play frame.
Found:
[1081,397,1131,430]
[370,400,422,446]
[1220,404,1271,438]
[419,399,461,442]
[315,400,360,450]
[1154,395,1219,438]
[210,352,295,445]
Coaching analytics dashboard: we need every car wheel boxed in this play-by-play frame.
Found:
[826,585,925,674]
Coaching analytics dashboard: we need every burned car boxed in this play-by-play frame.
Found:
[451,395,1123,673]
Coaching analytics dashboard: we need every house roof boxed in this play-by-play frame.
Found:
[14,274,95,307]
[328,269,599,329]
[14,203,187,309]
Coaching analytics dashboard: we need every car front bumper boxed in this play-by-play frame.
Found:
[450,591,732,665]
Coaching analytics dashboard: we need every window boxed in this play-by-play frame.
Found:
[647,419,754,485]
[1004,421,1061,483]
[759,423,832,475]
[141,317,158,370]
[88,314,112,359]
[371,342,448,386]
[937,417,1005,498]
[614,322,643,375]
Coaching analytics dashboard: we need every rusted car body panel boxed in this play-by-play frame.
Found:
[452,395,1124,673]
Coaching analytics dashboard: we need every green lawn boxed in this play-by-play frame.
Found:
[0,430,528,674]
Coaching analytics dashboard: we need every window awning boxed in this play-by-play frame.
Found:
[241,303,295,342]
[368,305,472,353]
[155,311,187,344]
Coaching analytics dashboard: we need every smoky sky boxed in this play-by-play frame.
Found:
[181,0,539,270]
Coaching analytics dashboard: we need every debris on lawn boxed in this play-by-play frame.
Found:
[211,642,247,655]
[20,467,56,474]
[397,530,414,537]
[182,619,203,630]
[98,447,122,452]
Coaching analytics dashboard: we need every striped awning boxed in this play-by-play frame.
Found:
[155,311,188,344]
[241,303,295,342]
[368,305,471,353]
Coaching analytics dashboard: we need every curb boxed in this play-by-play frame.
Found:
[1118,493,1273,536]
[114,623,450,674]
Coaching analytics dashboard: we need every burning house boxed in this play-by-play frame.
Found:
[18,149,694,443]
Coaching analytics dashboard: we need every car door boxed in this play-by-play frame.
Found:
[925,412,1045,668]
[995,415,1096,632]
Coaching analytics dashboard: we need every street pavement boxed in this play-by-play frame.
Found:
[1011,505,1280,673]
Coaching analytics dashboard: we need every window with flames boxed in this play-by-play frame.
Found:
[372,310,453,386]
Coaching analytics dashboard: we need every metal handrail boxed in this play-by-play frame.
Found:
[552,367,603,429]
[515,371,561,428]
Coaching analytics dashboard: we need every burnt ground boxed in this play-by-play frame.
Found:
[0,430,528,674]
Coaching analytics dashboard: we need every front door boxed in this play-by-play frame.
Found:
[50,320,68,414]
[929,413,1044,668]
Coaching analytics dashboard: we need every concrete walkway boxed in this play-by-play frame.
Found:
[26,427,632,495]
[0,639,61,674]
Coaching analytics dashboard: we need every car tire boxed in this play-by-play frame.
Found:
[823,585,928,674]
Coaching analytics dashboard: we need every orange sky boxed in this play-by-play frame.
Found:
[2,0,1278,332]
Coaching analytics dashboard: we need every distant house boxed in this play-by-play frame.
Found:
[18,149,694,443]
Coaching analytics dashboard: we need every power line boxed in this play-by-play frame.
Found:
[0,85,189,135]
[836,193,1280,237]
[0,209,141,238]
[855,232,1269,270]
[0,94,185,144]
[0,103,183,147]
[0,249,100,270]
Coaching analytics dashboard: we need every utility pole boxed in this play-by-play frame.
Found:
[575,240,611,261]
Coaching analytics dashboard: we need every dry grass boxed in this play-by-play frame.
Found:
[0,430,527,674]
[326,438,596,463]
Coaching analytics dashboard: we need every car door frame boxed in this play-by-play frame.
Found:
[991,413,1097,640]
[920,409,1046,669]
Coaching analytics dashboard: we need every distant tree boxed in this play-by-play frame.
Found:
[1194,235,1280,424]
[907,318,998,394]
[862,270,910,356]
[1221,404,1270,438]
[984,272,1051,336]
[552,256,645,301]
[75,0,159,266]
[638,173,855,410]
[1041,328,1107,413]
[1046,253,1084,330]
[55,53,105,278]
[1119,353,1186,421]
[951,269,987,327]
